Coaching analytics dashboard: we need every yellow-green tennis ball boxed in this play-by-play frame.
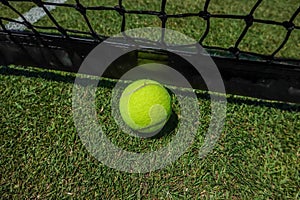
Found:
[119,79,172,134]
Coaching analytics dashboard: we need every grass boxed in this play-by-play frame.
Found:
[1,66,299,199]
[0,0,300,199]
[0,1,37,20]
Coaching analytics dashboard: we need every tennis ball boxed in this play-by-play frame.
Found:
[119,79,172,134]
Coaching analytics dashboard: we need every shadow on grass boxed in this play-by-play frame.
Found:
[0,65,76,84]
[1,65,299,112]
[150,111,179,139]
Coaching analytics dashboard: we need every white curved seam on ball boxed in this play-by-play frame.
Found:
[123,82,163,97]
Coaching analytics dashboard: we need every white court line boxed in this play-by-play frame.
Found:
[5,0,68,31]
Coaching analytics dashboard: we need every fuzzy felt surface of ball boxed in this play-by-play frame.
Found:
[119,79,172,134]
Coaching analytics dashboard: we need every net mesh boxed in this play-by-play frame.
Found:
[0,0,299,63]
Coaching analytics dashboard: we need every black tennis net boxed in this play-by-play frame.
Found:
[0,0,300,103]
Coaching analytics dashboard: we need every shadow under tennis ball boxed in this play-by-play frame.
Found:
[150,110,179,139]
